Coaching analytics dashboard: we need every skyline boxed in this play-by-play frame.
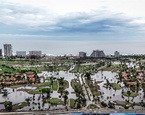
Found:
[1,41,145,56]
[0,0,145,55]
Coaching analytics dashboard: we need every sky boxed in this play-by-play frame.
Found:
[0,0,145,55]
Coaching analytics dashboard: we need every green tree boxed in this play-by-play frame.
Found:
[4,101,12,112]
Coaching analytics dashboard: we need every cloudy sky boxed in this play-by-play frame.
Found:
[0,0,145,55]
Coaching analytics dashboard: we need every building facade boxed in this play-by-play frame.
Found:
[16,51,26,58]
[90,50,105,58]
[29,51,42,57]
[0,49,2,57]
[3,44,12,57]
[114,51,120,57]
[79,52,86,58]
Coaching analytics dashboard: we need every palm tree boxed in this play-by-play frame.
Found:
[63,90,69,105]
[142,83,145,98]
[127,90,131,102]
[2,89,8,97]
[84,72,91,80]
[58,77,64,86]
[49,76,54,88]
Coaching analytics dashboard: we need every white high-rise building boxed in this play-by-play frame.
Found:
[3,44,12,57]
[29,51,42,57]
[16,51,26,57]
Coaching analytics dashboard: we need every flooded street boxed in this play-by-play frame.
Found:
[0,70,144,110]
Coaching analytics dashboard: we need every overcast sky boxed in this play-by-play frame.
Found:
[0,0,145,55]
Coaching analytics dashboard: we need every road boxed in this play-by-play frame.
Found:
[1,108,145,115]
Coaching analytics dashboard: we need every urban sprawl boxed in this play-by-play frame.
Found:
[0,44,145,114]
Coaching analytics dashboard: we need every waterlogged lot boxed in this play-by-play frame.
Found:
[91,71,145,109]
[0,69,144,111]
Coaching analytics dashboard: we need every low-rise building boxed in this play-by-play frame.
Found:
[79,52,86,58]
[114,51,120,57]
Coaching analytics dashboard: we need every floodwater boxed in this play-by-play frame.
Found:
[0,70,143,111]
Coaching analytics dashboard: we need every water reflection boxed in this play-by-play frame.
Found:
[0,70,144,111]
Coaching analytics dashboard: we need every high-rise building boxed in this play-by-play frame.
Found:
[79,52,86,58]
[3,44,12,57]
[114,51,120,57]
[29,51,42,57]
[16,51,26,58]
[0,49,2,57]
[90,50,105,58]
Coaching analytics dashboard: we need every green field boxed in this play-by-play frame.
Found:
[52,80,59,90]
[111,83,121,90]
[69,99,75,108]
[48,98,62,104]
[123,92,138,97]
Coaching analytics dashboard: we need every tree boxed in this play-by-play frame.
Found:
[40,88,51,98]
[2,89,8,96]
[84,72,91,80]
[58,77,64,86]
[106,79,110,88]
[127,90,131,102]
[142,83,145,98]
[63,90,69,105]
[4,101,13,112]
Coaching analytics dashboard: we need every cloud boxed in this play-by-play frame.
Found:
[0,0,145,35]
[0,1,58,26]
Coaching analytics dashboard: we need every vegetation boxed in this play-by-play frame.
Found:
[1,57,145,111]
[111,83,121,90]
[48,98,62,105]
[122,91,138,97]
[69,99,75,108]
[12,102,27,111]
[4,101,13,112]
[52,80,58,90]
[32,82,51,88]
[87,104,99,109]
[0,65,17,74]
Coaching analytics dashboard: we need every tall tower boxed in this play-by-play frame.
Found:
[3,44,13,57]
[0,49,2,57]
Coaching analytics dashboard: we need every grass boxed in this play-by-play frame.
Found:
[10,85,26,88]
[122,92,138,97]
[92,91,102,96]
[32,82,51,87]
[17,88,41,94]
[102,64,120,72]
[64,80,69,89]
[56,65,70,71]
[87,104,99,109]
[52,80,58,90]
[48,98,62,104]
[0,65,17,73]
[69,99,75,108]
[111,83,121,90]
[12,102,27,111]
[70,65,95,73]
[71,79,81,89]
[86,80,102,96]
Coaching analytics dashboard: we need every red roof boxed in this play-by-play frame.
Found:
[137,76,143,80]
[122,72,127,77]
[4,82,12,85]
[127,82,137,85]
